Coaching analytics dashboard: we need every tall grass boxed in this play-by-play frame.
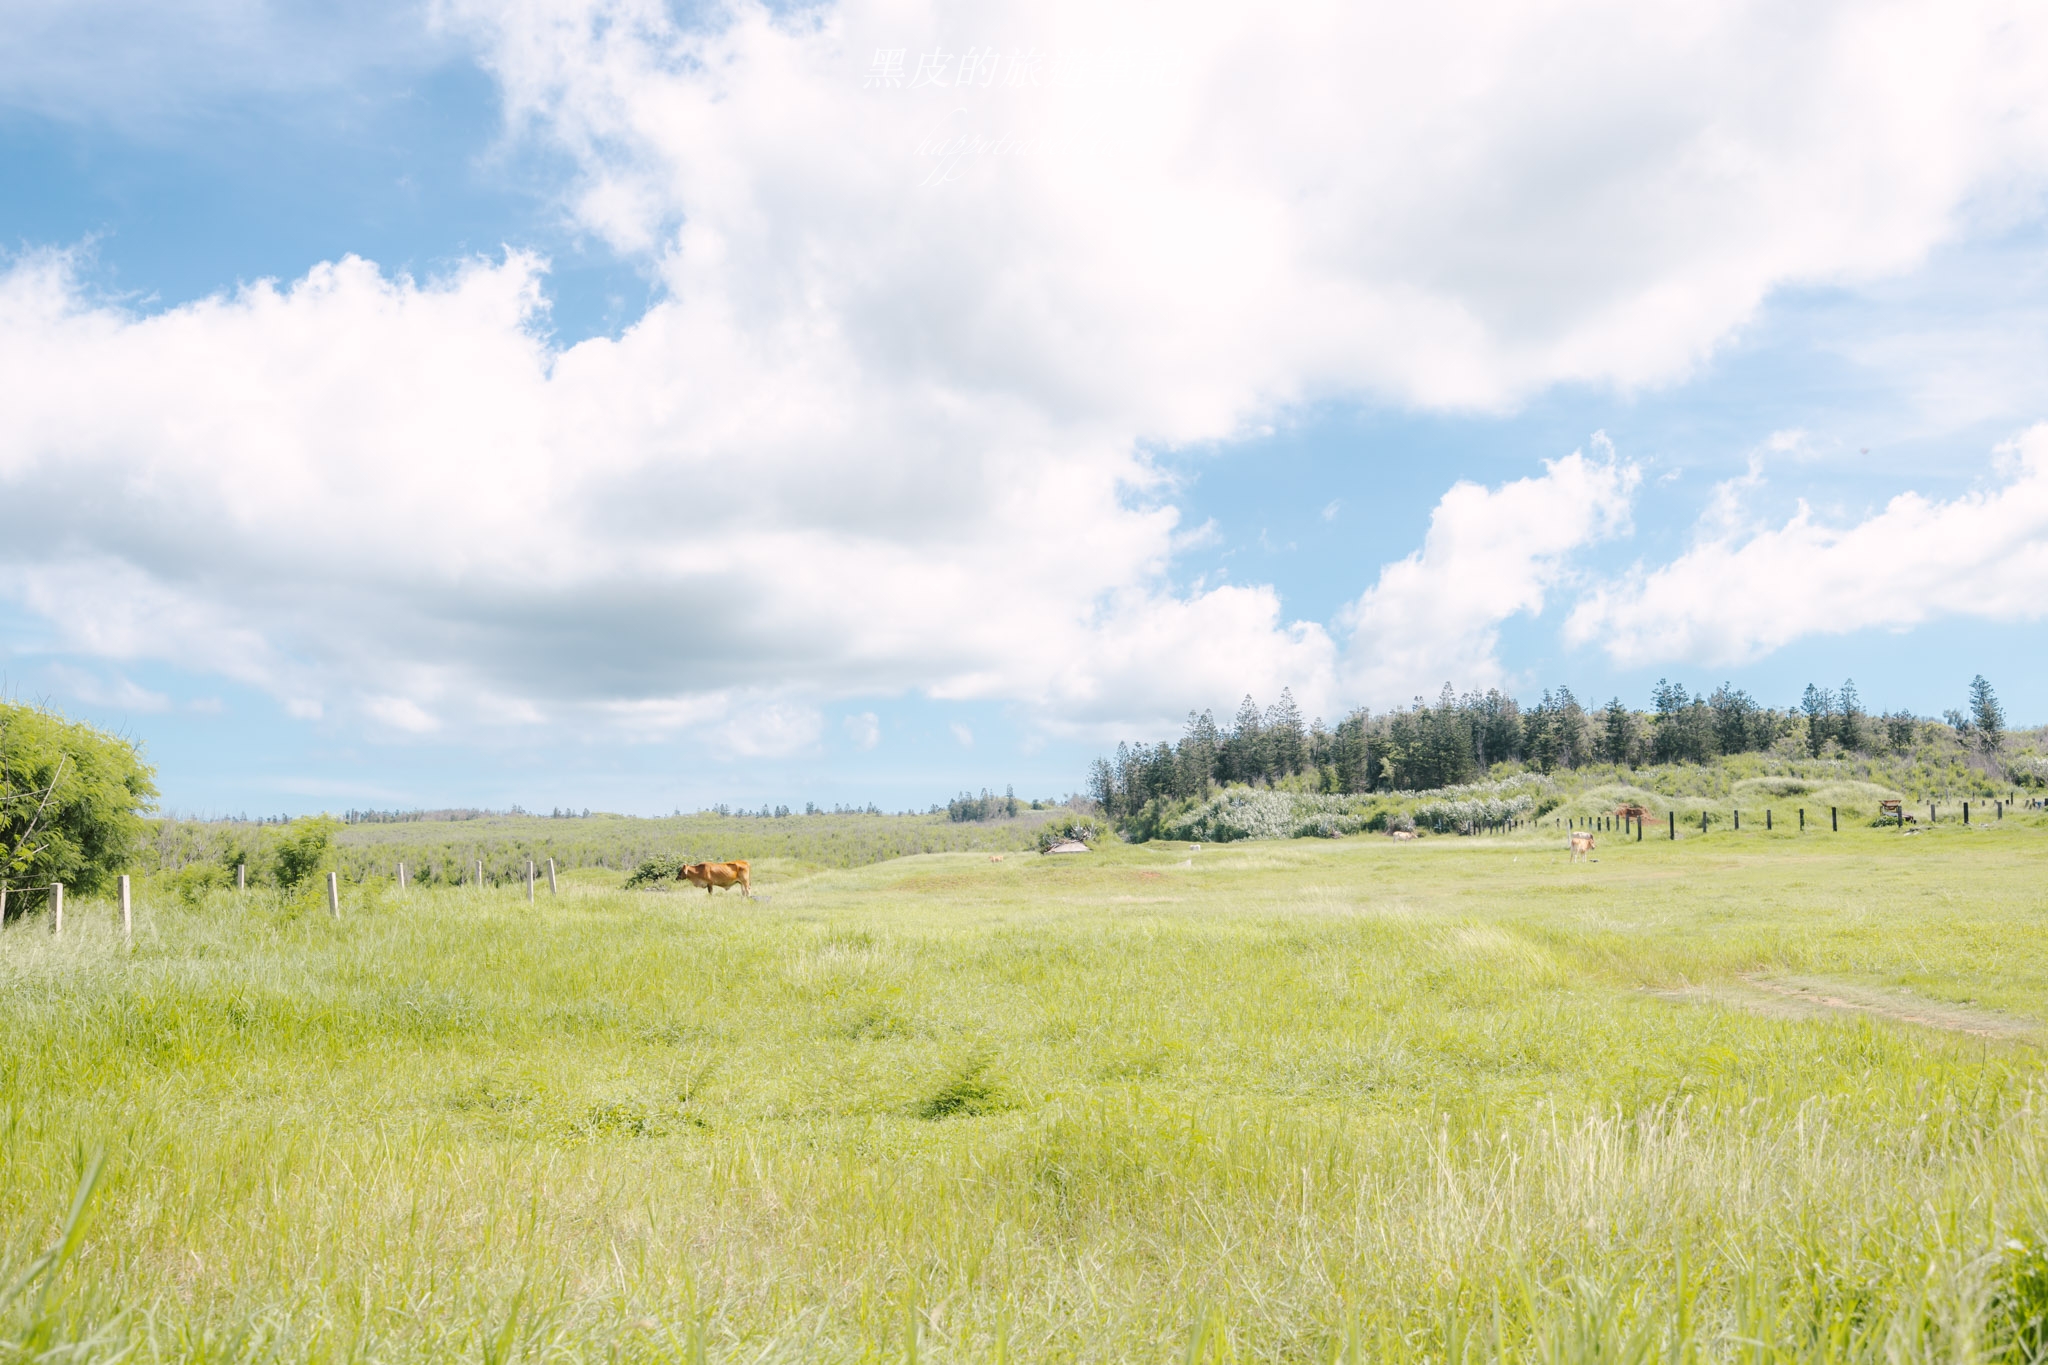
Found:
[4,826,2047,1359]
[147,808,1055,886]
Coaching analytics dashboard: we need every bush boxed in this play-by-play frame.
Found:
[625,855,685,889]
[162,864,230,906]
[269,816,339,891]
[1036,817,1107,852]
[1,701,157,896]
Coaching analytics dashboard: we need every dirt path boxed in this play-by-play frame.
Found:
[1647,975,2037,1040]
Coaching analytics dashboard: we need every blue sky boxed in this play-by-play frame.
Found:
[3,0,2047,816]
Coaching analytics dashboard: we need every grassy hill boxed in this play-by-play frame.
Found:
[145,807,1061,887]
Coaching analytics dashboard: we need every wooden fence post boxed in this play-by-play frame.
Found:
[1799,808,1805,830]
[237,863,246,891]
[327,871,340,918]
[51,882,63,937]
[119,874,132,943]
[1929,803,1936,824]
[1701,811,1708,834]
[476,859,484,890]
[547,858,558,895]
[1963,802,1970,825]
[526,860,536,902]
[397,862,407,890]
[1831,807,1838,832]
[1766,809,1772,831]
[0,884,7,926]
[1668,811,1675,840]
[1734,809,1740,831]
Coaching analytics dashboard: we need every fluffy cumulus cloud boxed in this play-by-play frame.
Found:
[1569,424,2048,665]
[5,0,2048,744]
[1343,449,1638,704]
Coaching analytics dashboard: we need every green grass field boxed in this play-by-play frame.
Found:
[5,820,2048,1361]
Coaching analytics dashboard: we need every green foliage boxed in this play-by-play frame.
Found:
[1035,815,1106,851]
[1093,677,2033,839]
[915,1054,1003,1119]
[0,700,156,896]
[946,786,1020,822]
[624,855,684,889]
[160,863,229,906]
[1973,674,2007,754]
[268,815,339,891]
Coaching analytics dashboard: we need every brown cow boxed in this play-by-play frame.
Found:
[1569,831,1595,862]
[677,860,752,897]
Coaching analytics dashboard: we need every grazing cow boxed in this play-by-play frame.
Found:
[677,860,751,897]
[988,854,1005,863]
[1390,830,1418,842]
[1569,831,1595,862]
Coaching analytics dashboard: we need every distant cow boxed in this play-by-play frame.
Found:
[1390,830,1418,842]
[1569,831,1595,862]
[678,860,751,896]
[988,854,1005,863]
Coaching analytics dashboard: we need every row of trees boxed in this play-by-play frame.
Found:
[946,787,1022,822]
[1087,677,2012,825]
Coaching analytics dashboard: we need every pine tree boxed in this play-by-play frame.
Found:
[1800,684,1834,758]
[1601,697,1634,765]
[1837,679,1864,752]
[1969,675,2005,755]
[1265,688,1307,780]
[1225,695,1265,784]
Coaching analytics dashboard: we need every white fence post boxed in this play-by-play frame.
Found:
[119,874,132,943]
[327,871,340,918]
[397,862,407,890]
[51,882,64,937]
[526,859,535,902]
[475,859,484,890]
[547,858,558,895]
[237,863,246,891]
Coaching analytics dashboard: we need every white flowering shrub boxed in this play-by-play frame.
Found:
[1153,780,1547,842]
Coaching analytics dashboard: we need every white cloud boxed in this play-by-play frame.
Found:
[1341,449,1638,705]
[365,695,439,734]
[843,711,880,750]
[47,664,171,713]
[949,722,973,748]
[449,0,2048,412]
[1566,424,2048,665]
[5,0,2048,748]
[715,702,823,758]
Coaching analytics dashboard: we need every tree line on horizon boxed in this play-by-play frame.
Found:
[1087,676,2012,824]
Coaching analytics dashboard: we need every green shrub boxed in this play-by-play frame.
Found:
[916,1055,1003,1120]
[0,701,157,895]
[624,856,684,889]
[161,864,229,906]
[269,816,339,891]
[1036,817,1107,852]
